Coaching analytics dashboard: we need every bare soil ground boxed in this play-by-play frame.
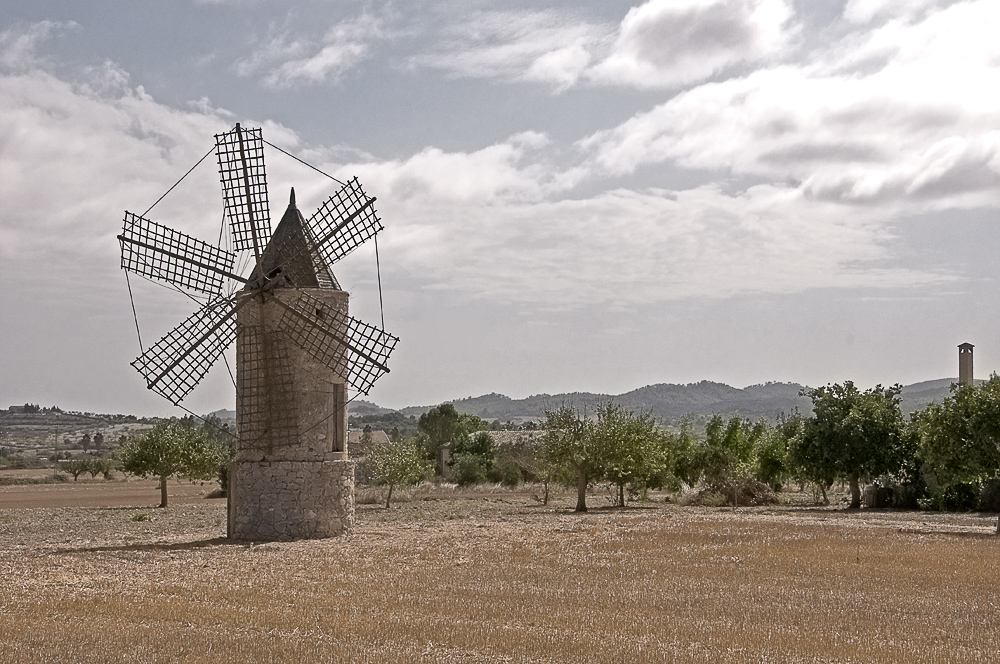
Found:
[0,470,217,508]
[2,481,999,663]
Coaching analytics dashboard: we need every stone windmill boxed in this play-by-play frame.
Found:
[118,123,398,539]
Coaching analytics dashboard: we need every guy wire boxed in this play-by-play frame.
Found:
[263,139,345,186]
[142,145,216,217]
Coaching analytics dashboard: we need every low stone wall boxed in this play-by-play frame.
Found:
[228,459,355,540]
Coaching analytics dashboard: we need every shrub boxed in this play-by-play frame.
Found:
[452,454,487,487]
[976,478,1000,512]
[922,482,980,511]
[488,459,521,488]
[681,479,780,507]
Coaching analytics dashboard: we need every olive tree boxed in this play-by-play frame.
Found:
[542,405,597,512]
[62,458,90,481]
[592,404,662,507]
[369,437,432,507]
[116,420,228,507]
[917,375,1000,485]
[798,382,907,509]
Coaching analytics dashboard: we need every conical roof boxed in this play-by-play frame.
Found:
[246,188,339,290]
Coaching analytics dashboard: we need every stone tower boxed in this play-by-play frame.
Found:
[958,342,974,387]
[228,189,354,540]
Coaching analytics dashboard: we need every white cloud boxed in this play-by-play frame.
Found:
[338,130,556,204]
[587,0,793,88]
[581,0,1000,210]
[412,0,793,90]
[0,20,74,71]
[0,18,951,317]
[843,0,948,24]
[409,10,607,89]
[0,29,249,285]
[235,12,387,86]
[355,177,948,310]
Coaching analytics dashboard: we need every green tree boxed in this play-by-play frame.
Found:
[451,454,487,486]
[451,431,495,470]
[369,437,432,507]
[667,418,701,488]
[62,458,89,481]
[116,421,228,507]
[757,412,802,490]
[916,376,1000,526]
[542,405,597,512]
[592,404,662,507]
[80,433,91,452]
[183,415,236,491]
[509,439,562,504]
[93,432,104,451]
[690,415,769,507]
[418,404,465,472]
[917,376,1000,484]
[86,456,113,479]
[798,382,907,509]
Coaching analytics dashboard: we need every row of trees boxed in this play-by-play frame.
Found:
[368,377,1000,515]
[61,455,116,481]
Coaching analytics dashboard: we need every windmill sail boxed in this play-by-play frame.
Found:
[119,212,242,295]
[274,291,398,396]
[216,124,271,253]
[306,177,382,266]
[131,295,242,404]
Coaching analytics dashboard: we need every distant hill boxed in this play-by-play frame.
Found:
[348,400,399,417]
[388,378,967,424]
[898,377,981,416]
[396,381,812,424]
[207,409,236,422]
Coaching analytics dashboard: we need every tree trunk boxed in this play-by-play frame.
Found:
[542,479,549,506]
[159,475,168,508]
[385,484,394,509]
[820,483,829,505]
[575,468,588,512]
[849,473,861,509]
[618,482,625,508]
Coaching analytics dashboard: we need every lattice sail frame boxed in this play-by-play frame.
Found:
[216,125,271,252]
[308,177,383,265]
[273,177,383,281]
[130,295,241,405]
[120,212,238,295]
[276,291,398,396]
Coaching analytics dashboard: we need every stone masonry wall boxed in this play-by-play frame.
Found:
[229,459,355,540]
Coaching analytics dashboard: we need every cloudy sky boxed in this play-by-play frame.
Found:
[1,0,998,416]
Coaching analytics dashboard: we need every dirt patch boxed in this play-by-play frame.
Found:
[0,477,221,509]
[3,486,1000,663]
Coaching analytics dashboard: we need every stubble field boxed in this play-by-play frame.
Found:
[1,480,999,663]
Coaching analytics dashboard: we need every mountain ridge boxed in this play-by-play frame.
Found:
[357,378,965,424]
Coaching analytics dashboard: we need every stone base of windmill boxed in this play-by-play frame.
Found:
[227,459,355,540]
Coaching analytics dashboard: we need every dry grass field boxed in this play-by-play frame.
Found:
[2,482,999,663]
